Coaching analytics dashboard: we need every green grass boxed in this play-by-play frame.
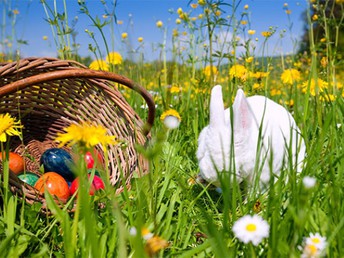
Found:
[1,0,344,257]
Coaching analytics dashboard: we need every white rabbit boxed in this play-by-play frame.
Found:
[197,85,306,188]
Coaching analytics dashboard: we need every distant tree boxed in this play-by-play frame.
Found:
[298,0,344,60]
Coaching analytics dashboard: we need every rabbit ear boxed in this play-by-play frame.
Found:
[210,85,225,127]
[232,89,254,140]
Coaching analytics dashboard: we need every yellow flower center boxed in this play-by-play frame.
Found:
[0,120,12,133]
[306,244,318,255]
[311,237,320,244]
[246,223,257,232]
[0,113,22,142]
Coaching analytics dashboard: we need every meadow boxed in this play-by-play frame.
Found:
[1,0,344,257]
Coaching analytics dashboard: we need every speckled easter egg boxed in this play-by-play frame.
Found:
[18,172,40,186]
[40,148,75,182]
[34,172,70,200]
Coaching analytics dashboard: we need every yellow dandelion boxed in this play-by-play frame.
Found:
[301,78,328,96]
[320,37,327,43]
[294,61,302,68]
[215,10,221,16]
[106,52,122,65]
[145,236,169,257]
[281,68,301,84]
[203,65,218,78]
[261,31,272,37]
[121,32,128,39]
[244,4,249,9]
[89,60,109,71]
[55,122,117,148]
[320,56,328,68]
[172,29,179,37]
[198,0,206,6]
[198,14,204,19]
[251,71,269,79]
[0,113,23,142]
[117,20,123,25]
[42,35,48,40]
[229,64,248,81]
[245,56,254,63]
[160,109,181,129]
[187,177,196,185]
[312,14,318,21]
[175,18,181,24]
[169,85,181,93]
[336,81,343,90]
[156,20,163,28]
[280,99,294,107]
[177,7,183,15]
[160,109,181,122]
[190,3,198,8]
[12,9,19,15]
[248,29,256,35]
[319,94,336,102]
[285,9,292,14]
[241,20,248,25]
[270,88,282,96]
[253,83,262,90]
[138,37,143,43]
[179,12,189,21]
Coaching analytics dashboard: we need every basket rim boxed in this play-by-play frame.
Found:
[0,62,155,135]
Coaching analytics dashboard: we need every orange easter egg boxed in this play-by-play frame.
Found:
[0,152,25,174]
[34,172,70,201]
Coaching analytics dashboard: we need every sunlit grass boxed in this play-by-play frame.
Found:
[1,0,344,257]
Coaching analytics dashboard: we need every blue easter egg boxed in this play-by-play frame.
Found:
[18,172,40,186]
[40,148,75,182]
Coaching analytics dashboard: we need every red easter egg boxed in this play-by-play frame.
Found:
[85,149,104,169]
[70,174,105,196]
[34,172,70,201]
[0,152,25,174]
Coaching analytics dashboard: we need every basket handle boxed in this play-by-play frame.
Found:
[0,69,155,135]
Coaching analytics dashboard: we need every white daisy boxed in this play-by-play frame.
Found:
[305,233,327,251]
[302,176,317,189]
[301,233,327,258]
[301,243,320,258]
[129,227,137,236]
[232,214,269,246]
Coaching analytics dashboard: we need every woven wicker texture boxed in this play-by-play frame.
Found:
[0,57,155,209]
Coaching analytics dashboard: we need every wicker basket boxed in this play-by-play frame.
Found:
[0,57,155,211]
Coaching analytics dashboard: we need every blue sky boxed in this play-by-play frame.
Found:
[2,0,308,61]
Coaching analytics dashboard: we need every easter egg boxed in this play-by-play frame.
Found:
[70,174,105,196]
[85,149,104,169]
[0,152,25,174]
[18,172,40,186]
[34,172,70,200]
[87,169,100,176]
[40,148,75,182]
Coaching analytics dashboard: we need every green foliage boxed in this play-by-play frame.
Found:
[1,0,344,256]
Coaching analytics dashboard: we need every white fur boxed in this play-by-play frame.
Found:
[197,85,306,187]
